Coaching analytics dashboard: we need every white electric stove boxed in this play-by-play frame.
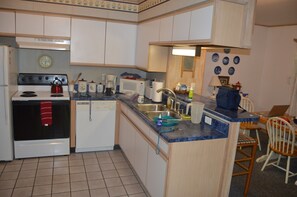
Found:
[12,73,70,159]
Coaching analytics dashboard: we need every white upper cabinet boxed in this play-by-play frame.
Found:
[16,12,43,36]
[71,18,106,65]
[189,5,213,40]
[159,16,173,42]
[105,22,137,66]
[136,20,160,70]
[44,15,70,38]
[16,12,70,38]
[0,10,15,35]
[172,12,191,41]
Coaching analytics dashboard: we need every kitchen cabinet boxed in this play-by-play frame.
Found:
[119,101,240,196]
[0,10,15,35]
[135,20,159,70]
[119,114,135,164]
[136,20,169,72]
[172,12,191,41]
[189,5,213,40]
[71,18,106,65]
[134,131,148,184]
[16,12,70,38]
[159,16,173,42]
[105,22,137,66]
[16,12,43,36]
[146,145,167,197]
[120,113,149,184]
[44,15,71,38]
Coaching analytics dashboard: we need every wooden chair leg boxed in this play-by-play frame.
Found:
[243,143,257,197]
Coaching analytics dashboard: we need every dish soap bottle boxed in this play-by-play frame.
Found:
[188,86,193,100]
[156,114,163,127]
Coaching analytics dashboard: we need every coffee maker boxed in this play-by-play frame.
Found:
[105,75,117,96]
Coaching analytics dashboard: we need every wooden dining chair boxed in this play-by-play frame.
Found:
[261,117,297,184]
[240,97,262,150]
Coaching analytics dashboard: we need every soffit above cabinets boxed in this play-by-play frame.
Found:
[23,0,170,13]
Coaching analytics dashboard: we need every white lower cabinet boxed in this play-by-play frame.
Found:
[133,130,148,185]
[146,145,167,197]
[119,111,167,197]
[119,114,135,164]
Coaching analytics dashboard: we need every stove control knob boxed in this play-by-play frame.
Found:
[38,76,42,80]
[45,77,49,80]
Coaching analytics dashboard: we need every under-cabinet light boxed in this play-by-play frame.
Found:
[172,46,196,56]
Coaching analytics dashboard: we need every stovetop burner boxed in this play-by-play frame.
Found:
[22,91,36,94]
[20,93,37,97]
[51,94,63,97]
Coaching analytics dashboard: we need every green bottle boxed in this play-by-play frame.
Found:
[188,87,193,99]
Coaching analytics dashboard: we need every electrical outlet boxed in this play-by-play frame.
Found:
[205,116,212,125]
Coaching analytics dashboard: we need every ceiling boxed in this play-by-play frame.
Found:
[255,0,297,26]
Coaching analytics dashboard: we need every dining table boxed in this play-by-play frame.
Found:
[253,111,297,163]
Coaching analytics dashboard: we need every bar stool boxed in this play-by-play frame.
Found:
[232,133,257,197]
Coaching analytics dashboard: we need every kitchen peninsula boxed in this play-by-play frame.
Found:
[118,93,258,197]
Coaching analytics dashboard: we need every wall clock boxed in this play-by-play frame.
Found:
[38,55,53,68]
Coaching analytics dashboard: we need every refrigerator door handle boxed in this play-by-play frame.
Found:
[3,88,8,125]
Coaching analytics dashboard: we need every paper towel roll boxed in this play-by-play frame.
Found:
[152,81,164,102]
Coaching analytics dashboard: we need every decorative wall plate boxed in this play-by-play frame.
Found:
[233,56,240,64]
[228,67,235,75]
[222,57,229,65]
[214,66,222,75]
[212,53,219,62]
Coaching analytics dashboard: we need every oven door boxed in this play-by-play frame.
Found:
[13,100,70,140]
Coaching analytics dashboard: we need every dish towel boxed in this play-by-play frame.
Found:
[40,101,52,126]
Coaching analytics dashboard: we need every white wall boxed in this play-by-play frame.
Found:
[202,25,297,111]
[17,48,146,84]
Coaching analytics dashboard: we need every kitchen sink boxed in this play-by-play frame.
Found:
[144,110,182,121]
[135,104,167,112]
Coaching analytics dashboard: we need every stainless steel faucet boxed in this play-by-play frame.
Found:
[156,88,178,112]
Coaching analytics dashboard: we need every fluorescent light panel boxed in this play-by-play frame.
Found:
[172,46,196,56]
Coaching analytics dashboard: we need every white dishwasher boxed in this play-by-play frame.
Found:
[76,100,116,152]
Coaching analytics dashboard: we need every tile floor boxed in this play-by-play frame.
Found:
[0,150,149,197]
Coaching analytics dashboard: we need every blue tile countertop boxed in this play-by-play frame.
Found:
[177,94,259,123]
[118,95,229,143]
[71,92,259,143]
[70,92,117,100]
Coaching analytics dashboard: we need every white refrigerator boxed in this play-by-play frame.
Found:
[0,45,18,161]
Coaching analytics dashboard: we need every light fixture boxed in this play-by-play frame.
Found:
[209,76,222,99]
[172,46,197,57]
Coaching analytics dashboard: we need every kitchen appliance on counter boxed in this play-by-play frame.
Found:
[0,46,18,161]
[106,74,117,94]
[119,78,145,96]
[12,73,70,159]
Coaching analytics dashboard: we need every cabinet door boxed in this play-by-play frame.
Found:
[135,20,160,70]
[16,12,43,36]
[189,5,214,40]
[134,131,148,185]
[44,15,70,38]
[105,22,137,66]
[0,10,15,35]
[146,145,167,197]
[119,114,135,164]
[159,16,173,42]
[71,18,106,65]
[147,46,168,72]
[172,12,191,41]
